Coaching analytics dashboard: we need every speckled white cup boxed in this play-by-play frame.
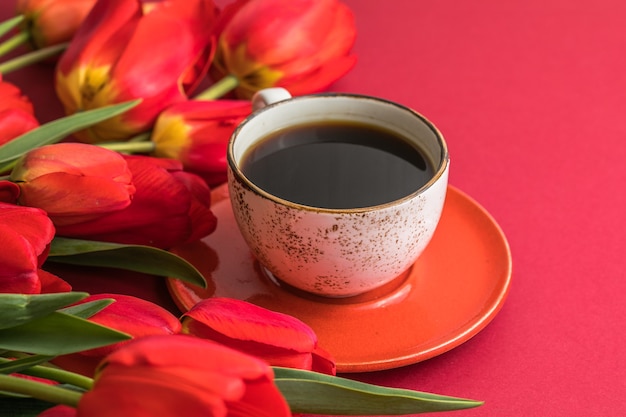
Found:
[227,88,449,297]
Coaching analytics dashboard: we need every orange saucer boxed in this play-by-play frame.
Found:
[167,184,512,373]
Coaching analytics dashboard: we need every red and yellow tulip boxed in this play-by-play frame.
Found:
[16,0,98,49]
[55,0,218,143]
[151,99,252,186]
[207,0,357,99]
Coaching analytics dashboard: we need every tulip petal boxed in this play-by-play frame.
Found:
[228,378,292,417]
[18,173,134,221]
[0,78,35,114]
[0,202,55,294]
[278,54,357,96]
[38,270,72,294]
[56,0,140,74]
[183,298,317,352]
[10,142,133,182]
[0,203,55,251]
[0,109,40,146]
[0,228,40,293]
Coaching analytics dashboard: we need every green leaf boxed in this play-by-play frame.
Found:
[0,293,88,330]
[0,16,23,38]
[0,100,141,170]
[48,237,207,288]
[0,356,54,375]
[0,312,130,355]
[273,367,483,415]
[59,299,115,319]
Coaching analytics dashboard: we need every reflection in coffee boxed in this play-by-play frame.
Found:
[241,122,434,209]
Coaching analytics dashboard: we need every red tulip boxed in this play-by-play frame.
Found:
[208,0,357,98]
[37,405,76,417]
[0,202,56,294]
[9,143,136,227]
[151,99,252,186]
[16,0,98,49]
[52,294,182,376]
[54,155,217,248]
[0,77,40,146]
[77,335,291,417]
[182,297,336,375]
[55,0,218,143]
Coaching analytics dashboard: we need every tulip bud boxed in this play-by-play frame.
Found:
[9,143,136,227]
[16,0,98,49]
[52,293,182,376]
[151,99,252,186]
[53,155,217,249]
[182,297,336,375]
[208,0,357,98]
[55,0,218,143]
[77,335,292,417]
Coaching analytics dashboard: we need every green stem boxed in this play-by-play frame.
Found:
[0,32,29,57]
[193,74,240,100]
[127,131,152,143]
[0,42,67,74]
[0,374,82,407]
[99,139,155,154]
[0,15,24,39]
[0,357,94,391]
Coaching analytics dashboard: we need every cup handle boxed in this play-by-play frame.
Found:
[251,88,292,111]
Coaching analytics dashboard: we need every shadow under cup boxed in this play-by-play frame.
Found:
[227,93,450,298]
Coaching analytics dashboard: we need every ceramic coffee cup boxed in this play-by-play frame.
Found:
[227,88,449,297]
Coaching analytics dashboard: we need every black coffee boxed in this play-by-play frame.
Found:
[241,122,435,209]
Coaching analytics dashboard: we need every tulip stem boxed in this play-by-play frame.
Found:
[0,32,29,58]
[0,42,67,74]
[0,357,94,391]
[99,139,155,154]
[0,374,83,407]
[194,74,240,100]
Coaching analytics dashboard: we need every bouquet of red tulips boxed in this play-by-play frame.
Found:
[0,0,483,415]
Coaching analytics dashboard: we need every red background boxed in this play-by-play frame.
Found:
[2,1,625,415]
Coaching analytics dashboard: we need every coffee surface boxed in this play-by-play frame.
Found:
[241,122,434,209]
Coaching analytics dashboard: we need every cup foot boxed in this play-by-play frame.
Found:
[259,263,415,305]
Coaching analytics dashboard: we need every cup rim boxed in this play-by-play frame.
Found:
[228,92,450,214]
